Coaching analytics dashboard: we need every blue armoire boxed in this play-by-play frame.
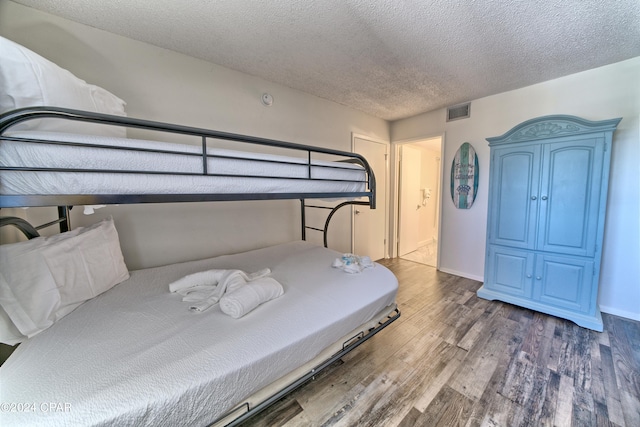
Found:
[477,115,621,331]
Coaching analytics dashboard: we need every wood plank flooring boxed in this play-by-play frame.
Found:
[239,258,640,427]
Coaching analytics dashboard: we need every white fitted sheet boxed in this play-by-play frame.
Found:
[0,131,366,196]
[0,241,398,427]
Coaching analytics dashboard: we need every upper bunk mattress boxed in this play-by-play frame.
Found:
[0,241,398,427]
[0,131,366,197]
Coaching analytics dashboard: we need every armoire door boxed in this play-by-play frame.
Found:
[537,137,605,257]
[485,245,535,298]
[489,144,541,250]
[533,253,595,313]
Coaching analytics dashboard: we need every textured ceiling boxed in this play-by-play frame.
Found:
[12,0,640,121]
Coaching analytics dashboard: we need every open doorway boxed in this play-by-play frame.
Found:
[395,136,443,268]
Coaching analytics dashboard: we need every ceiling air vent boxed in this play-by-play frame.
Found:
[447,102,471,122]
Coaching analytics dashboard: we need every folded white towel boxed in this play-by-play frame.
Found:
[180,285,220,302]
[189,295,221,313]
[169,268,271,294]
[219,277,284,319]
[332,253,374,273]
[169,268,272,312]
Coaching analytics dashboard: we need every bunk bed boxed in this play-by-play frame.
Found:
[0,106,400,427]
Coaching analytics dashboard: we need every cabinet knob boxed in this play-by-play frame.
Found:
[526,274,532,278]
[531,196,537,200]
[536,276,542,280]
[541,196,548,200]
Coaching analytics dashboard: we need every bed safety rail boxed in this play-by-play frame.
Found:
[0,107,376,208]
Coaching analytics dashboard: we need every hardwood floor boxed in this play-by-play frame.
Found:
[240,258,640,427]
[400,241,437,267]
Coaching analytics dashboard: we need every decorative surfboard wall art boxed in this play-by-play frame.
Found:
[450,142,479,209]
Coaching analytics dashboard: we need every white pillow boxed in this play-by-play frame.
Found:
[0,305,23,346]
[0,217,129,342]
[0,36,127,137]
[0,225,87,344]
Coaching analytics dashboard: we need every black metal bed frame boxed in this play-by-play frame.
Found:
[0,107,398,426]
[0,107,376,244]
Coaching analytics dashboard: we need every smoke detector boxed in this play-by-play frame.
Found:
[261,93,274,106]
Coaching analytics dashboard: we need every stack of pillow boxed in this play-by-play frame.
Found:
[0,217,130,345]
[0,37,135,345]
[0,37,133,345]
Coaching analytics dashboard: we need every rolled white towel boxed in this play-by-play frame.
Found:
[219,277,284,319]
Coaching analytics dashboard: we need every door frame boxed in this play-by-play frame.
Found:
[351,133,390,259]
[391,134,445,267]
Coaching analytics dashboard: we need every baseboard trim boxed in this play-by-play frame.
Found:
[599,305,640,322]
[438,267,484,283]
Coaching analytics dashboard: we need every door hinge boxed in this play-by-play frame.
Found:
[604,143,608,153]
[385,153,388,160]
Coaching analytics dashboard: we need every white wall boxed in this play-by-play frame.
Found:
[391,57,640,321]
[0,1,389,269]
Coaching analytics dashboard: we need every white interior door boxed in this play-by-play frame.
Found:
[353,136,387,261]
[398,145,421,256]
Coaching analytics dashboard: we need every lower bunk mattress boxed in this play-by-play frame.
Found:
[0,241,398,426]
